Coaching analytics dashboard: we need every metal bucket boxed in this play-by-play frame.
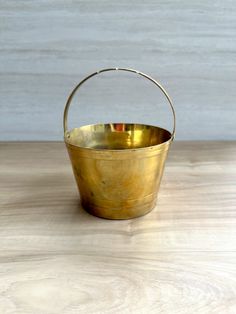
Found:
[63,68,176,219]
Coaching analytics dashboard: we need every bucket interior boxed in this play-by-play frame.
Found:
[65,123,171,150]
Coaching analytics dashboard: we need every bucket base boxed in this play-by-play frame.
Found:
[81,198,157,220]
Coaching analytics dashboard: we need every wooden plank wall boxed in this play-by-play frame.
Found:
[0,1,235,140]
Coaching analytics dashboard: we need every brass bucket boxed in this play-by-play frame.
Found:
[63,68,176,219]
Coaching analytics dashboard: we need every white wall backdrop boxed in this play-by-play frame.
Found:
[0,0,235,140]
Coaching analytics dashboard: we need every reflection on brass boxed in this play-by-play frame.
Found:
[63,68,175,219]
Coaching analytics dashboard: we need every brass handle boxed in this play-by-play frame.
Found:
[63,67,176,139]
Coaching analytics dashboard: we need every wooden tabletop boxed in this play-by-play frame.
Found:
[0,142,236,314]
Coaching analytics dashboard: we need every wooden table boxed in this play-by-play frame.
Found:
[0,142,236,314]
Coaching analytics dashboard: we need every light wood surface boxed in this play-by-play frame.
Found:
[0,141,236,314]
[1,1,236,141]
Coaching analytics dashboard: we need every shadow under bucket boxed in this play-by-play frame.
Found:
[63,68,176,219]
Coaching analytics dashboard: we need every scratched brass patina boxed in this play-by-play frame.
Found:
[63,68,176,219]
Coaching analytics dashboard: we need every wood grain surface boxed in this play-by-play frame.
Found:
[1,1,236,141]
[0,141,236,313]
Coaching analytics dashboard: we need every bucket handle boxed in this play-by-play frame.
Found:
[63,67,176,140]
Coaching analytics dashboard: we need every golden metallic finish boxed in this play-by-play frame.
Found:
[63,68,176,219]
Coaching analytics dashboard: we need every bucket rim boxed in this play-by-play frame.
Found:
[64,122,173,153]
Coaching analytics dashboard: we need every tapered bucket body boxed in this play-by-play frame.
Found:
[65,123,172,219]
[63,68,176,219]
